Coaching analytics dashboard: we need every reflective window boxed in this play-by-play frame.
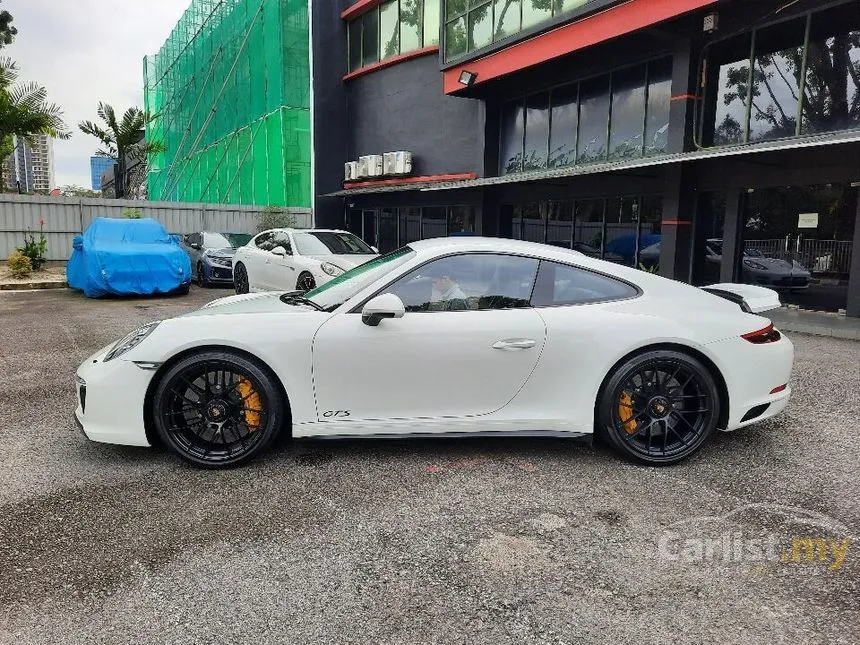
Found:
[255,232,275,250]
[294,231,376,255]
[349,19,363,71]
[802,3,860,134]
[575,199,605,257]
[494,0,521,40]
[362,9,379,66]
[524,93,550,170]
[637,195,663,272]
[645,57,672,156]
[603,197,639,267]
[348,0,441,72]
[380,1,401,60]
[400,0,422,52]
[424,0,441,45]
[608,65,647,160]
[445,16,468,59]
[400,207,422,243]
[448,205,475,234]
[378,208,399,252]
[549,84,578,167]
[499,99,525,174]
[422,206,448,238]
[710,34,752,145]
[546,201,574,249]
[270,230,292,254]
[388,254,540,312]
[468,2,493,51]
[577,75,610,163]
[522,0,551,31]
[520,203,546,242]
[532,260,638,307]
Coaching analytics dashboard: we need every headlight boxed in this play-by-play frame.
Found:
[104,321,161,362]
[321,262,345,277]
[743,259,767,270]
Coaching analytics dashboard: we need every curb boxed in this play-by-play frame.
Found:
[0,281,68,291]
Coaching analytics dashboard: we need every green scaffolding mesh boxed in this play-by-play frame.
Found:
[144,0,310,207]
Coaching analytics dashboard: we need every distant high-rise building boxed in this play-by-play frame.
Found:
[90,156,114,191]
[1,135,55,192]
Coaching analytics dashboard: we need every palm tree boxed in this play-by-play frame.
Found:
[79,102,164,198]
[0,58,70,190]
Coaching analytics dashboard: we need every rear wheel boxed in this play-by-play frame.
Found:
[597,350,720,465]
[234,262,249,294]
[152,350,284,468]
[196,262,208,287]
[297,271,316,292]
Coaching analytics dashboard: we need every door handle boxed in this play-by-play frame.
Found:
[492,338,537,350]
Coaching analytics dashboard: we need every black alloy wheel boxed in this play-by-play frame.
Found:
[297,272,316,292]
[598,350,720,465]
[152,351,284,468]
[233,262,249,294]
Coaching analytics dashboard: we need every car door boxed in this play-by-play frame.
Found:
[243,232,275,290]
[183,233,202,276]
[311,253,547,423]
[262,230,298,290]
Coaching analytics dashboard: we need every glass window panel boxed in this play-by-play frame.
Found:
[499,99,525,174]
[603,197,639,266]
[710,34,752,145]
[362,9,379,65]
[520,202,546,242]
[549,84,578,167]
[749,18,805,142]
[555,0,589,13]
[423,206,448,238]
[448,205,475,234]
[532,261,638,307]
[401,0,422,51]
[347,209,363,237]
[576,75,610,163]
[380,1,400,59]
[498,204,516,238]
[574,199,605,257]
[637,194,663,271]
[645,57,672,156]
[468,3,492,51]
[445,16,468,58]
[523,92,550,170]
[447,0,467,16]
[378,208,399,253]
[400,207,422,243]
[802,4,860,134]
[494,0,521,41]
[546,200,574,248]
[608,65,646,160]
[522,0,552,30]
[349,19,363,70]
[362,210,378,248]
[424,0,440,45]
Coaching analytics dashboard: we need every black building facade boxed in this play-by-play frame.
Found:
[312,0,860,316]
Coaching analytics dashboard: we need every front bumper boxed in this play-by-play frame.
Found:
[74,344,154,447]
[204,263,235,283]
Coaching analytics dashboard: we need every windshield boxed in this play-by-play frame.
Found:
[294,231,375,255]
[204,232,253,249]
[302,246,416,310]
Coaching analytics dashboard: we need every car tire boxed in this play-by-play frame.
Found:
[172,282,191,296]
[152,350,285,468]
[296,271,316,292]
[597,349,720,465]
[234,262,249,294]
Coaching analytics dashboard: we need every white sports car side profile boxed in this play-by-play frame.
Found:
[74,237,794,468]
[231,228,378,293]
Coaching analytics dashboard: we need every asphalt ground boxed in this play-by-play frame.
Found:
[0,287,858,644]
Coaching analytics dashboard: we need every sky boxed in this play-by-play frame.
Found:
[4,0,191,188]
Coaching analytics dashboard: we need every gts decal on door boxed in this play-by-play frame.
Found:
[323,410,351,418]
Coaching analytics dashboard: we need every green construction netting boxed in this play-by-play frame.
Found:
[144,0,310,207]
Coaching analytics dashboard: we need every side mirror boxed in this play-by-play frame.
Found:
[362,293,405,327]
[190,242,201,250]
[371,246,379,254]
[271,246,288,257]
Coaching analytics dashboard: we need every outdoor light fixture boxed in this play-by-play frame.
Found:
[458,70,478,87]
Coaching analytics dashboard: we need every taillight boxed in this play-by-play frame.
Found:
[770,384,787,394]
[742,323,782,344]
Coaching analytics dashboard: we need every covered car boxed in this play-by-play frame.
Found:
[67,217,191,298]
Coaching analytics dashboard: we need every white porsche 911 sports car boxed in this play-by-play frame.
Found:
[74,237,794,468]
[231,228,378,293]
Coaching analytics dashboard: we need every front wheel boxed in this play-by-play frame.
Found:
[152,350,285,468]
[196,262,208,288]
[597,350,720,465]
[234,262,249,294]
[296,271,316,292]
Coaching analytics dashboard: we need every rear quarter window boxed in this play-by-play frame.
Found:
[531,260,639,307]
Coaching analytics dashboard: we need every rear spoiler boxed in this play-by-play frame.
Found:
[701,283,781,313]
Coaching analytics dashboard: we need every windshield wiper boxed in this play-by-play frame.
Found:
[280,293,326,311]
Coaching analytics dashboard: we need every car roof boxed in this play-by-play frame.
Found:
[407,236,586,259]
[258,228,349,234]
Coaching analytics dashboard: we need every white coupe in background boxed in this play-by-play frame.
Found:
[74,237,794,468]
[232,228,378,293]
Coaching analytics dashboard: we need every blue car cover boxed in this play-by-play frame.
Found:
[67,217,191,298]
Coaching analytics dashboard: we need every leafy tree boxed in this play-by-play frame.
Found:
[60,184,103,198]
[0,58,70,190]
[0,1,16,49]
[78,103,164,199]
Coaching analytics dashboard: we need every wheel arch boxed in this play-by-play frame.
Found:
[593,342,730,432]
[143,344,293,447]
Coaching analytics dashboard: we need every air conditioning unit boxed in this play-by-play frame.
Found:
[383,151,413,176]
[363,154,384,177]
[355,157,369,178]
[344,161,358,182]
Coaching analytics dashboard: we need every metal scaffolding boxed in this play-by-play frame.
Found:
[144,0,310,207]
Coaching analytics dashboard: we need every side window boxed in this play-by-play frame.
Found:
[385,253,539,312]
[270,231,292,255]
[255,232,274,251]
[531,260,638,307]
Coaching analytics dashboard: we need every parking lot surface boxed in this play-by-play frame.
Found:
[0,287,858,645]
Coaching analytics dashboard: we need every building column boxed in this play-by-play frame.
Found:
[846,189,860,317]
[667,38,697,154]
[720,190,745,283]
[659,164,695,282]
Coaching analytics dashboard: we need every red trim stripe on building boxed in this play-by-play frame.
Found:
[343,46,440,82]
[443,0,718,94]
[341,0,382,21]
[343,172,478,190]
[670,94,700,102]
[661,220,692,225]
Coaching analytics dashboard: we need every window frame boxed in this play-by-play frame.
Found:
[530,259,642,308]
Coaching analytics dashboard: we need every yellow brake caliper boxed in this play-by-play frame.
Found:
[618,391,638,435]
[237,378,262,431]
